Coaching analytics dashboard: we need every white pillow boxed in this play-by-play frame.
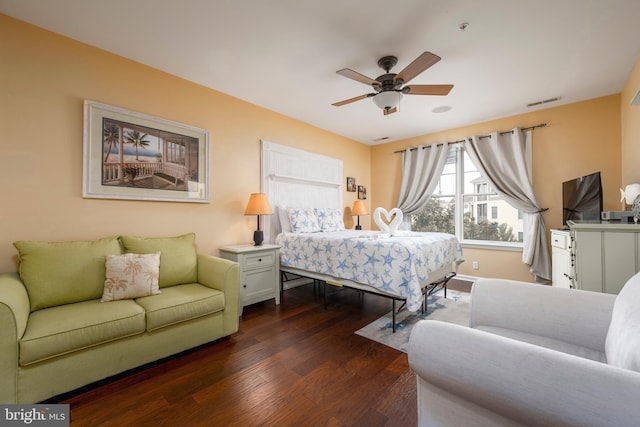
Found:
[278,206,292,233]
[605,272,640,372]
[101,252,161,302]
[287,207,321,233]
[315,208,345,231]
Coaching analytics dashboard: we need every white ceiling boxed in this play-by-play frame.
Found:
[2,0,640,145]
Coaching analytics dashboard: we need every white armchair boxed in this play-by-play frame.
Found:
[408,273,640,427]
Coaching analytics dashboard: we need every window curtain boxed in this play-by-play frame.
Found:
[397,142,449,215]
[464,129,551,282]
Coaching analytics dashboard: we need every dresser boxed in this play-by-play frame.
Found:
[550,229,572,288]
[219,244,280,314]
[562,221,640,294]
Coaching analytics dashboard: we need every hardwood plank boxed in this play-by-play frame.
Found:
[45,281,471,426]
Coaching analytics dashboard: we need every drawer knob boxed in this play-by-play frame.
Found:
[258,258,262,262]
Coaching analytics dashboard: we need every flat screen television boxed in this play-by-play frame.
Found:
[562,171,603,225]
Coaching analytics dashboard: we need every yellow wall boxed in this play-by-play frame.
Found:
[622,57,640,185]
[2,14,636,283]
[0,15,370,272]
[371,95,622,281]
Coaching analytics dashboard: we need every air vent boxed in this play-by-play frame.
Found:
[373,136,390,142]
[526,96,561,108]
[631,89,640,106]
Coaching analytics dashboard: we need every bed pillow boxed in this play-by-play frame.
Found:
[119,233,197,288]
[101,252,161,302]
[315,208,345,231]
[287,207,321,233]
[278,206,292,233]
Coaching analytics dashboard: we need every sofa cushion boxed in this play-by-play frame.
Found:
[20,299,145,365]
[119,233,197,288]
[101,252,161,302]
[605,272,640,371]
[134,283,225,331]
[14,237,123,311]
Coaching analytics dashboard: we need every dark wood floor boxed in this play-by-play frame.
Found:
[48,279,471,427]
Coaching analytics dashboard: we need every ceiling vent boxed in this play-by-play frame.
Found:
[526,96,561,108]
[631,89,640,106]
[373,136,390,142]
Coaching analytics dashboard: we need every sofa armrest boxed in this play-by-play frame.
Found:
[0,272,31,404]
[197,254,240,336]
[409,320,640,427]
[470,278,616,352]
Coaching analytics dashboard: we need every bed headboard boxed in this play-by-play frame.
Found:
[261,140,343,244]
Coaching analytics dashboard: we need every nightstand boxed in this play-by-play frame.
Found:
[218,244,280,314]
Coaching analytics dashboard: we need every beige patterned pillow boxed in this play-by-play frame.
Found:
[101,252,161,302]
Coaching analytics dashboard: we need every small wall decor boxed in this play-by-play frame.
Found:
[83,100,210,203]
[346,177,356,192]
[358,185,367,199]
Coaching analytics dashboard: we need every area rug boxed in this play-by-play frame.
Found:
[355,290,470,353]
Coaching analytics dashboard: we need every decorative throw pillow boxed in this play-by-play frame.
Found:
[119,233,197,288]
[287,207,321,233]
[101,252,161,302]
[315,208,345,231]
[605,271,640,372]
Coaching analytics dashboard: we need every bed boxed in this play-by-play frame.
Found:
[261,141,464,330]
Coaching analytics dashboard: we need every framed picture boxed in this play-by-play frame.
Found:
[358,185,367,200]
[83,100,210,203]
[346,177,356,192]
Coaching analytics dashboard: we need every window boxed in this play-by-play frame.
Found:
[410,145,523,247]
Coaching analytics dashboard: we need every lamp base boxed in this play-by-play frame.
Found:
[253,230,264,246]
[355,225,362,230]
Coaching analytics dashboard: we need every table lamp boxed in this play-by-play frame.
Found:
[351,200,368,230]
[245,193,273,245]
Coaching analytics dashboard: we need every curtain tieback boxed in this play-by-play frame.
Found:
[535,208,549,213]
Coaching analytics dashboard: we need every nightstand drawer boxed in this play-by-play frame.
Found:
[245,252,276,269]
[551,231,568,250]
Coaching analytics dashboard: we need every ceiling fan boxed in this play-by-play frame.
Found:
[332,51,453,115]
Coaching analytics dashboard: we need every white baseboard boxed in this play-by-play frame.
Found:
[281,276,315,290]
[455,274,479,283]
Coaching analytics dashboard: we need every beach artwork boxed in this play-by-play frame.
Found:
[102,118,199,192]
[83,100,210,203]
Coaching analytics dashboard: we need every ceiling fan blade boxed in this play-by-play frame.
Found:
[383,107,398,115]
[336,68,381,86]
[332,93,374,107]
[404,84,453,96]
[394,51,441,84]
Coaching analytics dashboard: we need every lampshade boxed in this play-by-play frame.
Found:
[351,200,369,216]
[244,193,273,215]
[372,91,403,110]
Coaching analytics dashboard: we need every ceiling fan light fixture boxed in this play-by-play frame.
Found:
[372,91,403,111]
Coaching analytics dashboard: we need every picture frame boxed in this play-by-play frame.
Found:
[358,185,367,200]
[346,177,356,192]
[83,100,210,203]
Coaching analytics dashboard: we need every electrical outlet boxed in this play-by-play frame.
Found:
[472,261,479,270]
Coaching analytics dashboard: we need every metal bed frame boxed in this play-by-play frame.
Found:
[280,269,457,332]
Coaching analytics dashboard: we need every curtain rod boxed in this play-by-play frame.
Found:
[393,123,547,154]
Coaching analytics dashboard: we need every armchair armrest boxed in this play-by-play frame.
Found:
[409,320,640,427]
[470,278,616,352]
[0,272,31,404]
[197,254,240,336]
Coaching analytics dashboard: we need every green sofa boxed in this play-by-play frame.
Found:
[0,233,240,404]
